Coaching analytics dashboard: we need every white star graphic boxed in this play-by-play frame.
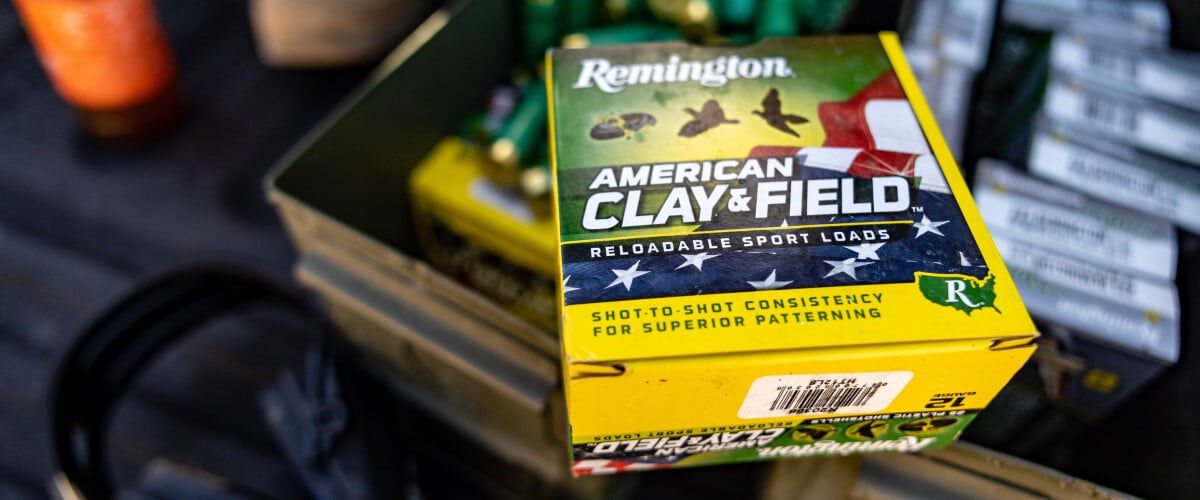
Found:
[780,220,789,227]
[823,258,872,279]
[747,270,792,290]
[605,261,650,291]
[563,275,579,294]
[844,242,885,260]
[913,215,948,238]
[675,252,719,271]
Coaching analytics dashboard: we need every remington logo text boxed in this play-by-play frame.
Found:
[574,54,795,93]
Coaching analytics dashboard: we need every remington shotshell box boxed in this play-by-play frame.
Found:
[410,137,559,333]
[991,232,1179,364]
[489,82,549,183]
[904,46,972,160]
[974,161,1178,281]
[1029,118,1200,233]
[1050,33,1200,113]
[914,0,995,70]
[1005,0,1171,49]
[546,34,1038,475]
[976,163,1181,409]
[1041,75,1200,168]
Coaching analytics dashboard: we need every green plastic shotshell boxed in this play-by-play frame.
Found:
[603,0,649,21]
[684,0,718,36]
[481,85,521,137]
[795,0,854,33]
[561,0,597,32]
[718,0,757,27]
[519,163,551,198]
[523,0,561,64]
[459,85,521,144]
[709,31,754,46]
[520,137,553,216]
[519,163,553,216]
[561,22,684,48]
[647,0,682,22]
[511,135,552,216]
[457,113,488,143]
[754,0,798,39]
[648,0,718,38]
[489,82,548,182]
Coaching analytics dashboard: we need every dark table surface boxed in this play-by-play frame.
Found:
[2,1,1199,499]
[0,1,367,497]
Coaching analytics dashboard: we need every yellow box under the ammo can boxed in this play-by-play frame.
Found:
[546,33,1037,475]
[410,138,559,333]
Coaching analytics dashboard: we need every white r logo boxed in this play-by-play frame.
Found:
[945,280,982,308]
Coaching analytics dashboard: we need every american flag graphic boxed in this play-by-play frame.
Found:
[562,71,987,306]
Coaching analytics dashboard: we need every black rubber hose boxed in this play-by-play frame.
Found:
[48,264,322,500]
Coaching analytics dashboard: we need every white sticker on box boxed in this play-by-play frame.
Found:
[469,178,535,223]
[738,371,912,419]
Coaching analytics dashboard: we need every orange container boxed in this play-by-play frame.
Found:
[14,0,184,141]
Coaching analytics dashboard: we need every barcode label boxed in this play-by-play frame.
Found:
[738,372,912,419]
[769,382,881,412]
[1085,48,1137,80]
[1052,37,1138,88]
[1080,95,1138,133]
[1044,81,1200,164]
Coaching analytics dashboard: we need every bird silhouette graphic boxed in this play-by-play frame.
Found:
[752,88,808,137]
[589,112,658,140]
[678,99,738,137]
